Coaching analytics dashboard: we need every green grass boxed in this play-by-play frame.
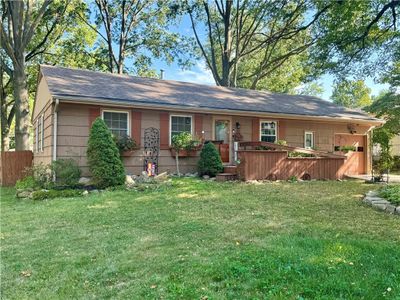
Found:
[1,179,400,299]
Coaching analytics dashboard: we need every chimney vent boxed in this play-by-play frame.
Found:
[160,69,165,80]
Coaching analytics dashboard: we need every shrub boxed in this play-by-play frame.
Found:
[87,118,125,188]
[393,155,400,171]
[32,189,83,201]
[15,176,38,190]
[197,142,223,177]
[19,163,53,189]
[379,185,400,205]
[51,159,81,187]
[113,135,137,152]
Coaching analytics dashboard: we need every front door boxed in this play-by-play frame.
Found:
[215,120,230,163]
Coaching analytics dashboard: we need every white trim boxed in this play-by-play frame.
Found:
[304,131,314,149]
[101,109,131,136]
[260,120,278,142]
[169,114,193,145]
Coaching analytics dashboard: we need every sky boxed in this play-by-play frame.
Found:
[148,15,389,102]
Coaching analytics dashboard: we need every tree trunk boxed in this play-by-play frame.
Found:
[13,56,30,151]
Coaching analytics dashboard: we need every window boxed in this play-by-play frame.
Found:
[304,131,314,149]
[102,110,130,137]
[35,119,39,153]
[260,121,277,143]
[36,115,44,152]
[170,115,192,143]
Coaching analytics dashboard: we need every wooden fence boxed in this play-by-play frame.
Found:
[0,151,33,186]
[237,150,347,180]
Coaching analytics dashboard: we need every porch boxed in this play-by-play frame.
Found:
[216,141,365,181]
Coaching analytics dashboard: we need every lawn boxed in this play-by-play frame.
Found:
[1,179,400,299]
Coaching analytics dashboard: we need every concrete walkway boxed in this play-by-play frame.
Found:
[346,174,400,183]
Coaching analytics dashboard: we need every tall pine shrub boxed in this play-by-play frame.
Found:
[87,118,125,187]
[197,142,223,176]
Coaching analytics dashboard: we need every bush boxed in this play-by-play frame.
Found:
[51,159,81,187]
[18,163,53,189]
[197,142,223,177]
[32,189,83,201]
[15,176,39,190]
[87,118,125,188]
[379,185,400,205]
[393,155,400,171]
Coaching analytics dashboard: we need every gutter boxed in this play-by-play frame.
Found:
[54,96,385,126]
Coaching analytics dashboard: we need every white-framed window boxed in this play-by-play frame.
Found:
[36,114,44,152]
[304,131,314,149]
[102,110,130,137]
[170,114,193,144]
[35,119,39,153]
[260,121,277,143]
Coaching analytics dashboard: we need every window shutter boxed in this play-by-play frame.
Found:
[278,120,286,141]
[131,110,142,146]
[252,118,260,141]
[194,114,203,137]
[88,106,101,128]
[160,112,170,149]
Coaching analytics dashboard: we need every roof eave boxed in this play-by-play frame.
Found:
[53,95,385,126]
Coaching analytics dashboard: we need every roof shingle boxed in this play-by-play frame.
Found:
[40,65,380,122]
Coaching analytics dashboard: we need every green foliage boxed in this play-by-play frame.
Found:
[331,79,372,108]
[197,142,223,177]
[288,152,315,158]
[288,175,298,182]
[393,156,400,171]
[373,151,394,176]
[87,118,125,188]
[22,163,53,189]
[171,132,200,152]
[31,189,83,201]
[339,146,357,153]
[276,140,287,146]
[15,176,38,190]
[51,159,81,187]
[113,135,138,152]
[379,185,400,205]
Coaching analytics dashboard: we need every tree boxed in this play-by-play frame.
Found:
[88,0,192,74]
[1,0,101,151]
[330,80,372,108]
[0,0,54,150]
[87,118,125,188]
[197,142,223,177]
[186,0,331,88]
[296,82,324,97]
[312,0,400,79]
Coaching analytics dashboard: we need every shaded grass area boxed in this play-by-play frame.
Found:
[1,179,399,299]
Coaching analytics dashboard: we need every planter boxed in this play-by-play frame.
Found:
[121,147,140,157]
[170,148,198,158]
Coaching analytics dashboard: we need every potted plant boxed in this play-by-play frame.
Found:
[113,135,138,156]
[170,132,201,176]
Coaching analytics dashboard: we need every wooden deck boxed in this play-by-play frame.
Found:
[235,142,354,181]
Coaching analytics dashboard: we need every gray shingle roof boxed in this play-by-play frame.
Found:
[40,65,380,122]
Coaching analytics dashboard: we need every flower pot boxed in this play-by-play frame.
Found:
[170,149,198,158]
[121,147,140,157]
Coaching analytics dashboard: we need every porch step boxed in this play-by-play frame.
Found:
[216,173,238,182]
[223,165,238,174]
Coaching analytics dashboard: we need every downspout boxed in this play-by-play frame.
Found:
[52,99,59,181]
[53,98,59,162]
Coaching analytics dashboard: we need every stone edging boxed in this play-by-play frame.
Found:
[363,191,400,216]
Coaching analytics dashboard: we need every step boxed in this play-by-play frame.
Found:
[216,173,238,182]
[223,165,238,174]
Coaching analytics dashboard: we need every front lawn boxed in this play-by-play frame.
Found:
[1,179,399,299]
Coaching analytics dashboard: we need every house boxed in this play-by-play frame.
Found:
[32,65,384,178]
